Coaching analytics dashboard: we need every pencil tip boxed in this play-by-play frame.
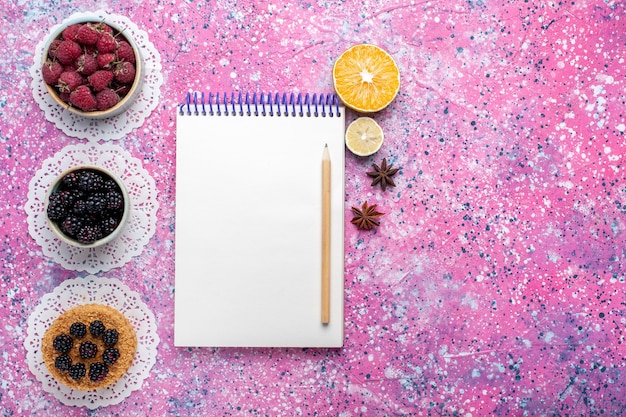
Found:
[325,143,328,147]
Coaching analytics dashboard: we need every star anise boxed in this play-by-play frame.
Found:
[366,158,399,191]
[350,201,384,230]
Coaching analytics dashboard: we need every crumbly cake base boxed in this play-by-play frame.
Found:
[42,303,137,391]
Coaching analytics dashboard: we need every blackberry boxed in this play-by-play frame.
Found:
[100,216,120,235]
[47,195,69,221]
[102,329,118,346]
[79,341,98,359]
[54,354,72,372]
[76,224,104,244]
[68,363,86,381]
[88,362,109,382]
[105,190,124,211]
[89,320,105,337]
[69,322,87,339]
[61,171,82,189]
[102,347,120,365]
[77,170,105,192]
[52,334,73,353]
[85,192,108,215]
[102,178,119,191]
[61,216,87,237]
[72,199,89,216]
[57,190,82,206]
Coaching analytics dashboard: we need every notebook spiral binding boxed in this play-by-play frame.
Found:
[179,92,342,118]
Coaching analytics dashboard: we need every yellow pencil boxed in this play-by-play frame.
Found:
[321,144,331,324]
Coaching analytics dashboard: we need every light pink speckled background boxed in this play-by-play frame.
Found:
[2,0,626,416]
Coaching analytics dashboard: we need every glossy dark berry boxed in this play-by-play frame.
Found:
[78,171,105,192]
[102,329,118,346]
[105,190,124,211]
[69,322,87,339]
[61,171,81,189]
[61,216,87,237]
[100,216,120,235]
[47,195,68,221]
[85,192,108,215]
[57,190,81,206]
[102,178,119,191]
[72,199,89,215]
[54,354,72,372]
[102,347,120,365]
[68,363,86,381]
[88,362,109,382]
[89,320,105,337]
[52,334,73,353]
[79,341,98,359]
[76,224,104,244]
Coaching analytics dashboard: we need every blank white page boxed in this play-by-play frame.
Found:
[175,95,345,347]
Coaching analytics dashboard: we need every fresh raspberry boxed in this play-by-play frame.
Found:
[115,84,131,97]
[69,85,97,111]
[96,52,116,70]
[88,70,114,92]
[61,24,81,41]
[84,44,97,56]
[116,41,135,64]
[75,24,99,45]
[59,91,71,103]
[42,60,64,85]
[96,32,118,53]
[47,39,63,59]
[57,71,83,93]
[76,53,98,76]
[96,88,120,111]
[92,22,114,35]
[56,40,82,65]
[114,61,136,84]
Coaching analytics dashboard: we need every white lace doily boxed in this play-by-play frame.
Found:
[25,276,159,409]
[29,10,163,141]
[25,143,159,273]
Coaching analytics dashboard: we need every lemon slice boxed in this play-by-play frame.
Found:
[345,117,384,156]
[333,44,400,113]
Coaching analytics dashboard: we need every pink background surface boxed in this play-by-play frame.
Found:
[2,0,626,415]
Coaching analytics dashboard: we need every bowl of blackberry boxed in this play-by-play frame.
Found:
[46,166,130,247]
[40,18,144,118]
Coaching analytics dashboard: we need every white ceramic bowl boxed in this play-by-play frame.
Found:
[46,165,130,248]
[41,17,144,119]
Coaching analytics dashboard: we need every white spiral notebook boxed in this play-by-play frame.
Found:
[175,92,345,347]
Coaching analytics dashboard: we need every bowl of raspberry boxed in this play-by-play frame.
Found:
[41,18,144,119]
[46,166,130,248]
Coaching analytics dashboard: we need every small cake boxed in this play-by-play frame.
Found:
[42,303,137,390]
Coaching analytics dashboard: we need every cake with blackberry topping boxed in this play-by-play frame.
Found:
[41,304,137,390]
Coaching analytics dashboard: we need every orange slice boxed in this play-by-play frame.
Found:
[345,117,384,156]
[333,44,400,113]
